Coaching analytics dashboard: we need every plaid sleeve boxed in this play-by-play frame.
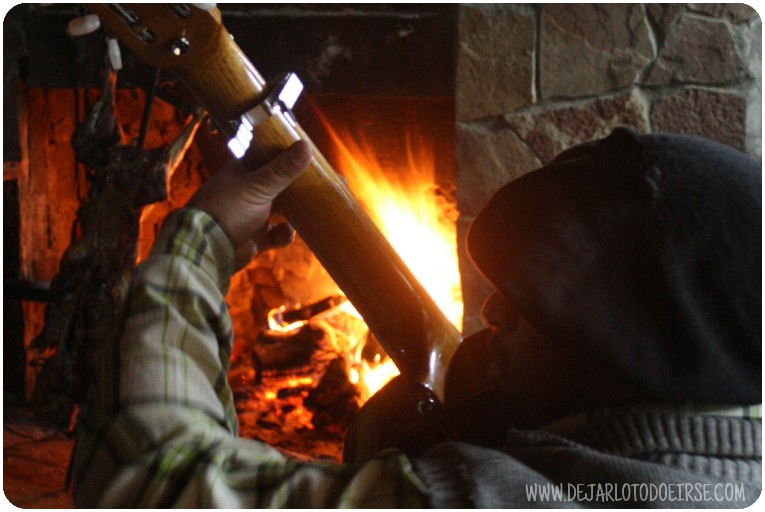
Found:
[70,208,429,508]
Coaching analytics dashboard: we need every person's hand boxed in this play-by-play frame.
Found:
[187,140,312,269]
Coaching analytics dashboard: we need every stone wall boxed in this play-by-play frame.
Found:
[455,3,762,335]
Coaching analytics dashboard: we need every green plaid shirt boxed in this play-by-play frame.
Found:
[70,208,428,507]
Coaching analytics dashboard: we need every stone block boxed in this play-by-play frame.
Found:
[540,4,654,99]
[646,4,686,42]
[456,4,535,120]
[688,4,760,24]
[455,119,541,217]
[651,88,747,151]
[504,88,650,163]
[645,14,749,85]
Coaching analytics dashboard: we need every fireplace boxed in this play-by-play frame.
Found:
[4,3,460,464]
[3,3,761,507]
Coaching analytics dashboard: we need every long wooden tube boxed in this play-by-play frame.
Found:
[90,4,462,404]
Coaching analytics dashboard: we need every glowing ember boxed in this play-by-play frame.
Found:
[267,305,306,333]
[349,358,399,397]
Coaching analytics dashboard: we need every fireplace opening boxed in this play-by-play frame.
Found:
[10,90,459,462]
[4,4,460,468]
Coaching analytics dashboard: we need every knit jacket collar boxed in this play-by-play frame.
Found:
[413,407,762,508]
[535,406,762,459]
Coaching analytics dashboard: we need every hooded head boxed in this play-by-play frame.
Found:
[467,127,761,405]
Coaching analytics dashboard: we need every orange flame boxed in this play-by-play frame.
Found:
[264,113,463,403]
[319,120,463,331]
[316,113,463,400]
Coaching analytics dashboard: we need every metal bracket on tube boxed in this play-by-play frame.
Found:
[227,72,304,158]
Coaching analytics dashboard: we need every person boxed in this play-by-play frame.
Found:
[69,128,761,507]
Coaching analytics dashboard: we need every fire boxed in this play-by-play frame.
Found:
[319,121,463,331]
[315,112,463,400]
[262,111,463,405]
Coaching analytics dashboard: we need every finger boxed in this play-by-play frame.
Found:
[249,140,311,198]
[256,222,296,252]
[235,222,296,269]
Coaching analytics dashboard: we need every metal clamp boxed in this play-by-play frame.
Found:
[227,72,304,158]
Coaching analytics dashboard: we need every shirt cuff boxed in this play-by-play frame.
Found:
[152,208,237,295]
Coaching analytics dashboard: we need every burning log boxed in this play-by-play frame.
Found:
[268,294,347,328]
[252,325,323,377]
[305,356,359,431]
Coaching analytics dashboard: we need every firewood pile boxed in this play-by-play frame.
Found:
[228,299,377,461]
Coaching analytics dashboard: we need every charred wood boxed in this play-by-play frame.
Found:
[29,62,203,427]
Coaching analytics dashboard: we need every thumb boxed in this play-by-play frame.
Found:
[255,222,296,252]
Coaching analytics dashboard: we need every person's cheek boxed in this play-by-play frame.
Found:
[486,327,512,385]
